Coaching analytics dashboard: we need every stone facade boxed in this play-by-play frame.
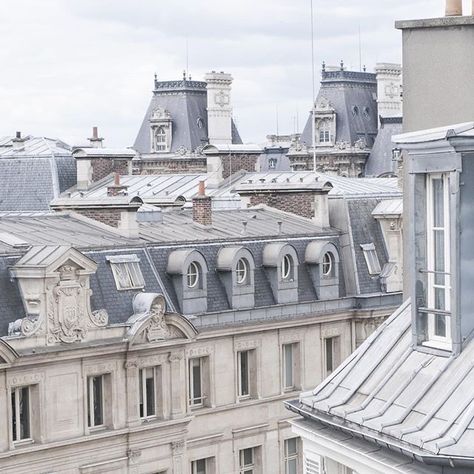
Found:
[133,158,207,176]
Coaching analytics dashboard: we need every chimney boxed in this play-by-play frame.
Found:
[375,63,403,128]
[445,0,462,16]
[193,180,212,226]
[88,126,104,148]
[205,71,233,145]
[107,173,129,197]
[12,131,26,150]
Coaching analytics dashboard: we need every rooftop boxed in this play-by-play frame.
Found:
[0,135,72,158]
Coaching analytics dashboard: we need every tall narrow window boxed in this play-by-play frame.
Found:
[319,121,331,144]
[87,375,104,428]
[239,447,256,474]
[283,343,298,390]
[189,358,204,407]
[426,173,451,346]
[155,127,167,151]
[11,386,31,442]
[325,337,340,376]
[284,438,299,474]
[139,367,156,418]
[238,350,250,398]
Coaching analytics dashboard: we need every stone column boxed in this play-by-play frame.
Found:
[168,351,186,417]
[124,360,141,427]
[171,440,186,474]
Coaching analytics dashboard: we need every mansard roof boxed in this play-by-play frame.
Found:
[287,300,474,466]
[133,77,242,155]
[300,69,378,148]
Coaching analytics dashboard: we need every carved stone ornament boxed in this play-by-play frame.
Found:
[125,293,188,345]
[215,90,230,107]
[151,106,171,120]
[9,249,108,346]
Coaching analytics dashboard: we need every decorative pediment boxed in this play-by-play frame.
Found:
[125,293,197,346]
[315,96,335,113]
[150,106,172,121]
[9,246,108,346]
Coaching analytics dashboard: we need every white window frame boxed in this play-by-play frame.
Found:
[284,438,299,474]
[239,447,256,474]
[281,254,293,281]
[155,126,167,151]
[425,173,452,349]
[188,357,205,407]
[11,385,32,443]
[322,252,334,277]
[319,121,331,144]
[191,457,213,474]
[238,350,251,399]
[187,261,201,289]
[107,255,145,290]
[360,243,381,276]
[236,258,250,285]
[139,367,156,419]
[282,343,295,390]
[324,336,340,376]
[87,375,105,429]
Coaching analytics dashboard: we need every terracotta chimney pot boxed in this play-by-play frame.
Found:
[445,0,462,16]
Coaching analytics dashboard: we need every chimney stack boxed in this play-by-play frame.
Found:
[88,126,104,148]
[205,71,233,145]
[445,0,462,16]
[193,180,212,226]
[12,131,26,150]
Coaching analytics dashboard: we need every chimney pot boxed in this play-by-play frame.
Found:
[198,180,206,196]
[16,131,21,139]
[114,172,120,186]
[445,0,462,16]
[92,126,98,139]
[193,182,212,226]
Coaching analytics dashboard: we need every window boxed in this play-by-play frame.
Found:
[283,343,299,390]
[11,386,31,442]
[425,173,451,346]
[108,255,145,290]
[236,258,250,285]
[155,127,167,151]
[191,458,214,474]
[240,447,257,474]
[237,349,256,399]
[187,262,201,289]
[360,243,381,276]
[139,367,156,419]
[319,121,331,143]
[281,254,294,281]
[284,438,299,474]
[269,157,277,169]
[189,358,206,407]
[87,375,104,428]
[322,252,335,277]
[325,337,340,376]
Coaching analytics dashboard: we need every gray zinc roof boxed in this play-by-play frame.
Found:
[290,300,474,464]
[133,78,242,155]
[365,117,403,177]
[301,70,378,148]
[0,135,71,157]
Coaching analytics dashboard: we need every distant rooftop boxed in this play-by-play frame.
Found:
[0,135,72,158]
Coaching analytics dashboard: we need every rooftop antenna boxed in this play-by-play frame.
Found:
[310,0,317,172]
[186,35,189,80]
[358,23,362,72]
[276,104,280,137]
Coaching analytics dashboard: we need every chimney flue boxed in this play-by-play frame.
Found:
[16,131,21,139]
[193,181,212,226]
[88,126,104,148]
[445,0,462,16]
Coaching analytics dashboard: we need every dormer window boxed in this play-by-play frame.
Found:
[281,254,294,281]
[236,258,250,285]
[322,252,335,277]
[155,127,167,151]
[319,121,331,144]
[107,255,145,291]
[187,262,201,289]
[425,173,451,346]
[360,243,381,276]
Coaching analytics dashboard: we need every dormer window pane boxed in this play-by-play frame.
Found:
[282,255,294,281]
[236,258,250,285]
[155,127,167,151]
[187,262,201,288]
[360,243,381,276]
[108,255,145,290]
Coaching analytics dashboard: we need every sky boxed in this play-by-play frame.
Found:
[0,0,455,147]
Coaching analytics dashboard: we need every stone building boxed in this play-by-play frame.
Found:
[0,169,401,473]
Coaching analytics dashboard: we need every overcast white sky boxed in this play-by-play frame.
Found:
[0,0,454,146]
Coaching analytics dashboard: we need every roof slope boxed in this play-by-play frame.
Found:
[293,301,474,463]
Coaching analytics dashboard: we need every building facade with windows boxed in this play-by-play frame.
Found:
[0,177,401,473]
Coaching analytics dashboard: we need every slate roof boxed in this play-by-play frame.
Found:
[257,148,291,172]
[0,136,71,157]
[301,70,378,148]
[365,117,403,177]
[133,78,242,155]
[289,300,474,464]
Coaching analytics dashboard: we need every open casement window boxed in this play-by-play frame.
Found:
[282,343,300,391]
[188,357,210,408]
[11,386,32,443]
[360,243,381,276]
[423,173,452,349]
[324,336,341,376]
[237,350,257,399]
[107,255,145,290]
[139,367,157,419]
[87,375,105,429]
[191,457,215,474]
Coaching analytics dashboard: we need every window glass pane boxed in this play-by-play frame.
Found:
[191,358,202,403]
[93,376,103,426]
[326,338,334,374]
[286,438,297,455]
[284,344,293,388]
[432,178,444,228]
[139,369,144,418]
[239,351,249,396]
[193,459,206,474]
[287,458,297,474]
[20,387,30,440]
[145,369,155,416]
[241,447,253,465]
[435,315,447,338]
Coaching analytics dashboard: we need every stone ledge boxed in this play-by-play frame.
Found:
[396,16,474,30]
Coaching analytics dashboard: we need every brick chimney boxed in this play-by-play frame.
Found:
[88,126,104,148]
[193,181,212,226]
[12,131,26,150]
[107,173,129,197]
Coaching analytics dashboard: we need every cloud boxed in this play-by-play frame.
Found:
[0,0,442,146]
